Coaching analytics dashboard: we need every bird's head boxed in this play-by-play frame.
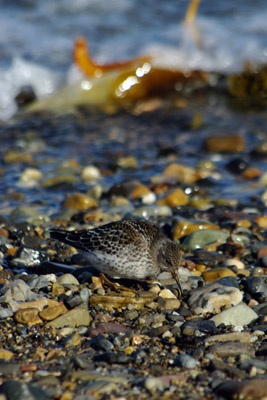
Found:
[158,241,183,298]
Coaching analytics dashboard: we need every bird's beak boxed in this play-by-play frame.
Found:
[173,272,183,299]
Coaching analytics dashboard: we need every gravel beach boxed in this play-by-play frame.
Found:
[0,93,267,399]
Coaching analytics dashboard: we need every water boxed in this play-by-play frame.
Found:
[0,0,267,120]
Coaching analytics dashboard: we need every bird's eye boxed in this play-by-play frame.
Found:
[166,258,172,265]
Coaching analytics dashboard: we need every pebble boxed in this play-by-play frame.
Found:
[0,380,49,400]
[57,273,79,285]
[205,332,252,346]
[223,258,245,270]
[215,378,267,399]
[203,267,236,282]
[0,279,38,304]
[205,134,245,153]
[211,302,258,327]
[163,163,199,184]
[81,166,101,183]
[18,168,43,188]
[188,283,243,315]
[207,342,255,358]
[173,354,199,369]
[158,188,189,207]
[245,276,267,297]
[132,205,172,218]
[62,193,98,210]
[173,220,220,240]
[39,303,68,321]
[0,349,14,360]
[45,308,91,328]
[14,308,43,325]
[183,229,249,250]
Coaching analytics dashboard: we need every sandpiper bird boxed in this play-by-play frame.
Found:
[50,219,183,298]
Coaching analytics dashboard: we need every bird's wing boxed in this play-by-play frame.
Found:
[49,221,147,254]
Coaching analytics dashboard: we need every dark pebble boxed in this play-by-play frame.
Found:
[0,380,49,400]
[256,342,267,356]
[208,359,246,379]
[90,335,114,351]
[149,325,169,337]
[261,256,267,268]
[181,318,219,336]
[93,352,132,364]
[245,276,267,296]
[65,294,84,309]
[15,85,37,107]
[215,276,240,288]
[192,249,226,267]
[225,157,248,174]
[239,358,267,371]
[178,306,193,318]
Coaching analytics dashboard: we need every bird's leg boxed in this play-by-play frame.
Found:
[99,273,135,293]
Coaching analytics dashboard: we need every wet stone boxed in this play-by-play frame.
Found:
[0,380,50,400]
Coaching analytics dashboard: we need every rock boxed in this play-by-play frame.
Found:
[18,168,43,188]
[62,193,98,210]
[211,303,258,327]
[57,273,79,285]
[183,229,249,250]
[203,267,236,282]
[173,220,219,240]
[45,308,91,328]
[0,380,50,400]
[188,283,243,315]
[117,156,137,169]
[14,308,43,325]
[9,206,48,225]
[39,303,68,321]
[205,332,252,346]
[132,205,172,218]
[215,378,267,399]
[158,298,181,310]
[0,349,14,360]
[81,166,101,183]
[158,188,189,207]
[207,342,255,358]
[245,276,267,298]
[226,157,248,174]
[173,354,198,369]
[181,318,219,336]
[163,163,199,184]
[223,258,245,270]
[205,134,245,153]
[158,289,177,299]
[0,279,38,305]
[145,374,186,392]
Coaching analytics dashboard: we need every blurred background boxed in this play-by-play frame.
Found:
[0,0,267,120]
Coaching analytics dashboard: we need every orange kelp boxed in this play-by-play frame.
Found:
[73,36,207,102]
[74,36,152,78]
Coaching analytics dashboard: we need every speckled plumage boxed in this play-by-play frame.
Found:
[50,219,182,297]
